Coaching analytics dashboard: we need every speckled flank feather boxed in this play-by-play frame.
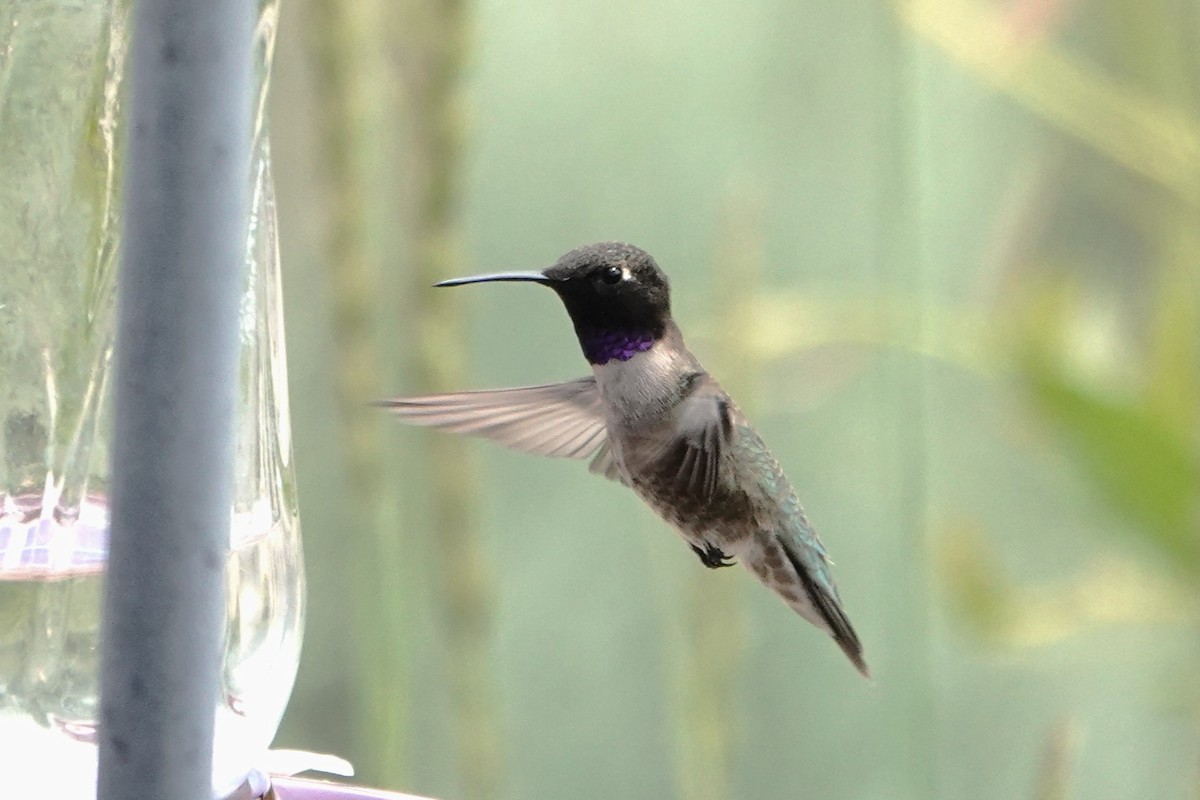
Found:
[738,527,868,678]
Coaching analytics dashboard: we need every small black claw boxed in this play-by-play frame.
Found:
[691,542,736,569]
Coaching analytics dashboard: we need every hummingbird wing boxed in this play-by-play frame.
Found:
[376,376,612,461]
[661,380,734,498]
[586,444,625,482]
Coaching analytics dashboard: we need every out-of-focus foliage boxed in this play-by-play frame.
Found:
[1018,291,1199,573]
[269,0,1200,798]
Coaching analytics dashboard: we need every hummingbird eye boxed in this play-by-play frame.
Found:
[598,265,624,286]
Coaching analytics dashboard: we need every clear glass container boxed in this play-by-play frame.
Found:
[0,1,304,797]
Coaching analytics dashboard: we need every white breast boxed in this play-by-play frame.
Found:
[592,343,689,425]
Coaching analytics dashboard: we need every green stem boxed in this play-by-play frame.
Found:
[669,195,762,800]
[390,0,502,796]
[306,0,409,786]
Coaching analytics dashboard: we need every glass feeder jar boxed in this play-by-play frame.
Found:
[0,1,305,797]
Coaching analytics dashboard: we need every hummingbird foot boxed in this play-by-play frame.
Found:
[691,542,736,569]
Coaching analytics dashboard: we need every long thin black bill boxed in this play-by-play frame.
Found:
[434,270,552,288]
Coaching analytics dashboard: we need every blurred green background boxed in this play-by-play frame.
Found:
[267,0,1200,798]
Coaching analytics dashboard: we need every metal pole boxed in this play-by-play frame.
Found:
[98,0,255,797]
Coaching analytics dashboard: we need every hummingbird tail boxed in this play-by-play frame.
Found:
[778,539,870,679]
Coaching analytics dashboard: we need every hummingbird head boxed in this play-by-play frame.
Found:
[436,242,672,365]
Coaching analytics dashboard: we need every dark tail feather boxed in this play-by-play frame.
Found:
[781,542,870,678]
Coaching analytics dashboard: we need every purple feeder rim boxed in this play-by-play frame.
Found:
[268,776,439,800]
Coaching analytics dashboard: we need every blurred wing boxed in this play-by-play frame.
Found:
[657,380,733,498]
[587,442,626,483]
[376,376,610,460]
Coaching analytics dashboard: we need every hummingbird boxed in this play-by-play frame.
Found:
[379,242,867,676]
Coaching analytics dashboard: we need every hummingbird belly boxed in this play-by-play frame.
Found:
[628,463,757,551]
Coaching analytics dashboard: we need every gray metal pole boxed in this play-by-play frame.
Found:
[98,0,255,798]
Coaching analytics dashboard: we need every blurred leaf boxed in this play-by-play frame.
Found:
[1098,0,1189,103]
[1146,234,1200,437]
[693,292,991,375]
[1022,351,1200,573]
[932,520,1017,638]
[935,518,1192,647]
[899,0,1200,200]
[1003,270,1200,575]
